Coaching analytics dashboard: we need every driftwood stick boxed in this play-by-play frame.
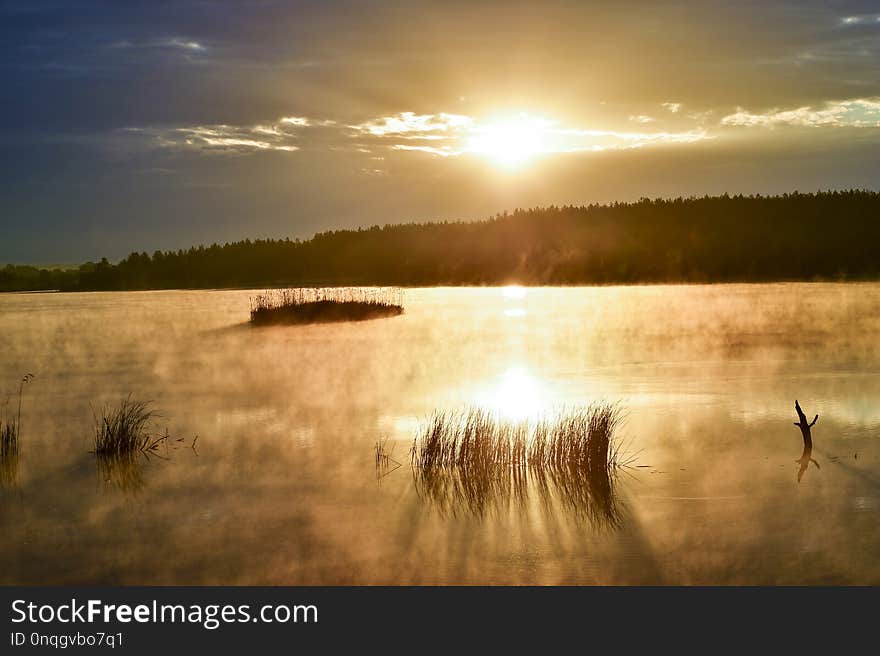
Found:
[794,400,817,447]
[793,400,820,482]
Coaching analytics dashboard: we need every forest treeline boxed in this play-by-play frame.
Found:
[2,191,879,292]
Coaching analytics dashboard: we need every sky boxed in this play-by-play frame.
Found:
[3,0,880,263]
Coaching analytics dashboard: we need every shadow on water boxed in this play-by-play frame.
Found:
[201,321,254,337]
[796,444,820,483]
[0,442,19,490]
[412,462,627,529]
[794,400,820,483]
[96,452,148,495]
[95,434,200,495]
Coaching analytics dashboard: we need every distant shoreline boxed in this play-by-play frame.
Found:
[4,279,880,296]
[3,191,880,293]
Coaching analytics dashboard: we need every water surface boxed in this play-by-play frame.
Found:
[1,284,878,584]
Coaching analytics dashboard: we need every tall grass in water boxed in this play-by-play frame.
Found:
[0,401,20,466]
[1,373,34,489]
[0,396,20,487]
[250,287,404,325]
[411,404,628,525]
[375,436,402,482]
[92,398,197,493]
[92,396,166,456]
[413,404,624,474]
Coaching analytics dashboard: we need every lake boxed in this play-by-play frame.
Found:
[1,284,878,584]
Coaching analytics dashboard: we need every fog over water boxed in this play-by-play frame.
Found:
[1,285,878,584]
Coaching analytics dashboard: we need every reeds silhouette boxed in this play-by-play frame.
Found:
[0,403,21,486]
[411,404,630,526]
[92,396,168,456]
[250,287,404,325]
[412,404,625,473]
[1,373,34,489]
[91,397,198,493]
[375,436,403,482]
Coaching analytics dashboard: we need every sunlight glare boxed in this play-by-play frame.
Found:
[502,284,527,299]
[467,115,551,167]
[477,366,547,421]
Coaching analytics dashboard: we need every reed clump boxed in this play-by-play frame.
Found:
[412,404,624,475]
[93,399,197,494]
[1,373,34,489]
[249,287,404,325]
[92,396,167,456]
[0,402,20,465]
[0,406,20,487]
[411,404,628,524]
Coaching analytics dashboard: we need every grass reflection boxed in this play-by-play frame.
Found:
[411,404,629,527]
[413,463,625,528]
[0,441,19,490]
[96,452,147,495]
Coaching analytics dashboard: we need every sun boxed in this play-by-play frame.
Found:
[467,114,550,168]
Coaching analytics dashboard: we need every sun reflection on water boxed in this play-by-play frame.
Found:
[502,285,526,299]
[476,366,548,421]
[502,285,527,318]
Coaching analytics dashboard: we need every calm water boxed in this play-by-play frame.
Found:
[1,284,878,584]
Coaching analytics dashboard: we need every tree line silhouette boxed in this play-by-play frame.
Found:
[2,191,879,292]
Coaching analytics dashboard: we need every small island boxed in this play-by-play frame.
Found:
[249,287,404,325]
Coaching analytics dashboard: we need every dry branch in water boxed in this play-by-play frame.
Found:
[794,400,820,483]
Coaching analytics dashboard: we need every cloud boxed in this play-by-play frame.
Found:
[350,112,473,136]
[721,98,880,128]
[553,127,708,150]
[355,111,709,157]
[352,112,710,159]
[125,118,313,153]
[111,37,206,51]
[661,102,682,113]
[125,109,711,158]
[391,144,459,157]
[174,126,299,152]
[280,117,310,127]
[840,15,880,26]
